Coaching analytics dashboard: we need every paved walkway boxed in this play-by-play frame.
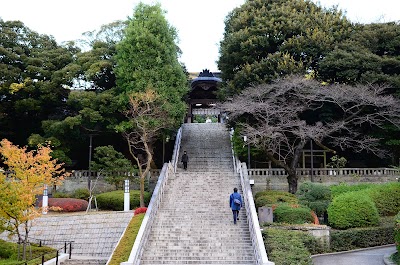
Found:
[0,211,134,258]
[312,245,397,265]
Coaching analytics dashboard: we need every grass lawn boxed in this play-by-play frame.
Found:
[107,213,145,265]
[0,239,56,265]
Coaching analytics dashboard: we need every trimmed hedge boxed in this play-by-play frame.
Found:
[330,226,395,251]
[39,198,88,212]
[395,212,400,253]
[262,228,315,265]
[53,188,90,200]
[274,204,314,224]
[296,182,331,216]
[96,190,150,211]
[330,183,374,198]
[367,182,400,216]
[327,191,379,229]
[255,190,298,209]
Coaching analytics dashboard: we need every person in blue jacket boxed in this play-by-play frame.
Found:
[229,187,242,224]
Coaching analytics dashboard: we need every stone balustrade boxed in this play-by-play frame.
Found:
[247,167,400,193]
[248,167,399,177]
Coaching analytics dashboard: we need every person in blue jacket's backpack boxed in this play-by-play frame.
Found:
[229,187,242,224]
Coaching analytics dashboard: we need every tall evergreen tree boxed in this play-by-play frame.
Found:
[218,0,353,96]
[115,3,188,206]
[115,3,188,125]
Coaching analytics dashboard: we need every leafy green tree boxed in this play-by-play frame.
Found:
[218,0,353,96]
[114,3,188,206]
[74,20,127,91]
[27,89,123,167]
[318,22,400,88]
[27,21,129,166]
[91,145,136,189]
[0,19,77,145]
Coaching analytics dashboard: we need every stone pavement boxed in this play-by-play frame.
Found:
[312,245,397,265]
[0,211,133,259]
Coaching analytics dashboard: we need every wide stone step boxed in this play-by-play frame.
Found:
[153,212,247,218]
[154,214,247,220]
[141,256,255,262]
[60,257,107,265]
[147,237,253,243]
[144,245,254,251]
[145,247,254,254]
[148,229,251,236]
[141,260,255,265]
[146,242,254,249]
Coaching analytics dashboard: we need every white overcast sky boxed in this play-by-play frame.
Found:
[1,0,399,72]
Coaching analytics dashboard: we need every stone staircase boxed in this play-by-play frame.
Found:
[140,123,256,264]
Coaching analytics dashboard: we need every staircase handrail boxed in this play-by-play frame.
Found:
[237,159,274,265]
[171,127,182,173]
[121,162,174,265]
[230,128,237,172]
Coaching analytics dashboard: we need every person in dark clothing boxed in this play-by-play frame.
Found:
[181,151,189,170]
[229,187,242,224]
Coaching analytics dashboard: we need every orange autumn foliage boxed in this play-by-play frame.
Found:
[0,139,70,243]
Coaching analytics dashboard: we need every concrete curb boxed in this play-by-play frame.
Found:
[43,253,69,265]
[311,244,396,258]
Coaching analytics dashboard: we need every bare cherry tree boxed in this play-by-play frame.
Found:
[221,75,400,193]
[119,88,174,206]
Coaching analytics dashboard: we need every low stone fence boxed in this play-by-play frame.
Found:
[248,168,400,193]
[54,169,161,194]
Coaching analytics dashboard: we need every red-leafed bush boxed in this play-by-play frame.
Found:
[134,207,147,215]
[39,198,88,212]
[311,210,319,225]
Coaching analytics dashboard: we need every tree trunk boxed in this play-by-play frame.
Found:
[287,170,298,194]
[22,221,29,260]
[140,175,145,207]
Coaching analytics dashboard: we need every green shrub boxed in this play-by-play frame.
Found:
[395,212,400,253]
[296,182,331,216]
[327,191,379,229]
[392,251,400,264]
[96,190,150,211]
[274,204,314,224]
[330,226,395,251]
[330,183,374,198]
[52,188,90,200]
[255,190,298,208]
[0,239,15,259]
[52,191,70,198]
[262,228,313,265]
[72,188,90,200]
[367,182,400,216]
